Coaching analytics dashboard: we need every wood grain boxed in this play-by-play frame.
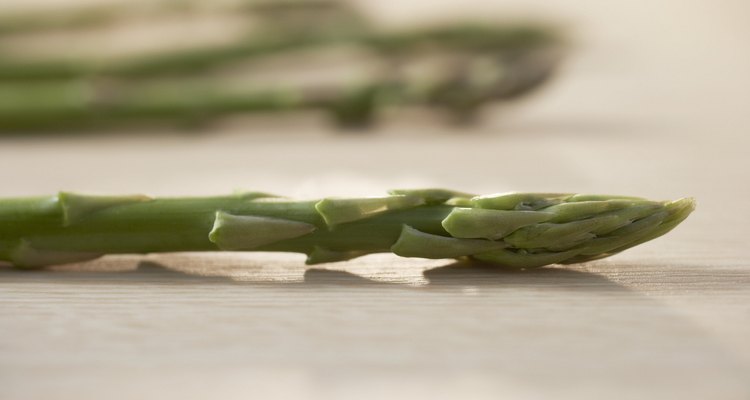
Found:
[1,0,750,399]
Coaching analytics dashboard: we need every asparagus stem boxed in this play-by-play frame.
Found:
[0,1,561,131]
[0,1,200,36]
[0,52,557,132]
[0,0,364,37]
[0,25,559,81]
[0,80,312,131]
[0,43,561,132]
[0,190,695,269]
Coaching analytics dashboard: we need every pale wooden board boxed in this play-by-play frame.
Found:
[1,0,750,399]
[1,253,749,400]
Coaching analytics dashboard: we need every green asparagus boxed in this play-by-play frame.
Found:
[0,0,363,37]
[0,50,558,131]
[0,24,558,81]
[0,0,563,131]
[0,190,695,269]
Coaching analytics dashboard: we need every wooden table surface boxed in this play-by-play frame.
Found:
[1,1,749,399]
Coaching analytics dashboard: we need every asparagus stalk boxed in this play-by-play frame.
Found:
[0,190,695,269]
[245,0,370,37]
[0,24,558,81]
[0,2,561,130]
[0,48,558,132]
[0,0,363,37]
[0,1,199,36]
[0,80,310,131]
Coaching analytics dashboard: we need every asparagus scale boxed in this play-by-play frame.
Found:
[0,190,694,269]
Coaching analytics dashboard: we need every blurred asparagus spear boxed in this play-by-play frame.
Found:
[0,190,694,269]
[0,0,197,36]
[0,1,563,131]
[0,47,559,131]
[244,0,369,36]
[0,0,364,37]
[0,24,559,81]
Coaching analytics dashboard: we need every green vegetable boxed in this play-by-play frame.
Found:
[0,190,694,269]
[0,51,558,131]
[0,0,563,132]
[0,0,364,37]
[0,25,558,81]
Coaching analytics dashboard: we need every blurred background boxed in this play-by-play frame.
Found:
[1,1,749,399]
[0,0,747,198]
[0,0,748,196]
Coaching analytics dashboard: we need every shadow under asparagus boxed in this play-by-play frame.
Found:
[0,259,627,292]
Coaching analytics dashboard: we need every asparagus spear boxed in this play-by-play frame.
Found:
[0,24,558,81]
[0,0,363,37]
[245,0,370,37]
[0,190,695,269]
[0,1,202,36]
[0,1,561,131]
[0,49,558,132]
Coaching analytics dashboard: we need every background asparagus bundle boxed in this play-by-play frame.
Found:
[0,190,694,269]
[0,0,367,37]
[0,0,563,131]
